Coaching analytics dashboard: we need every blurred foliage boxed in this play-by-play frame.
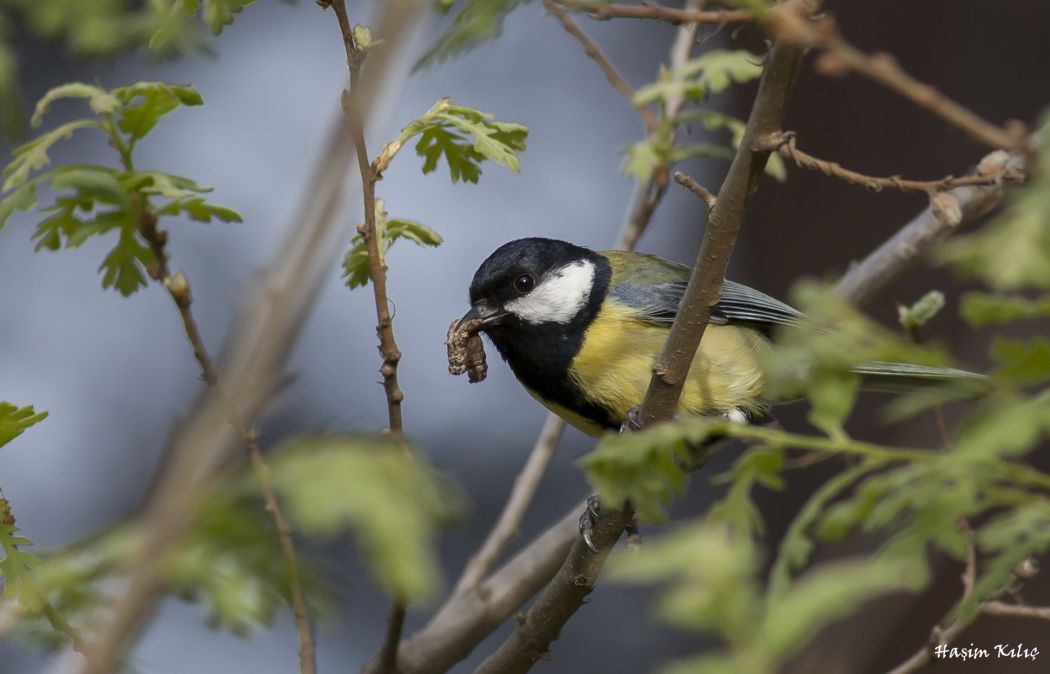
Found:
[270,437,461,602]
[14,489,330,651]
[624,53,786,183]
[417,0,533,69]
[0,0,257,133]
[0,403,48,612]
[586,130,1050,669]
[0,81,241,295]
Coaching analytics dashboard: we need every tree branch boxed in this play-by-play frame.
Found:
[673,170,717,208]
[454,414,566,595]
[769,8,1027,151]
[762,130,1003,194]
[555,0,754,26]
[473,24,806,673]
[543,0,659,134]
[450,0,707,599]
[328,1,415,671]
[835,148,1026,306]
[636,35,804,427]
[981,601,1050,621]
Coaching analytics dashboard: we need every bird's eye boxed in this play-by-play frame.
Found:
[514,273,535,294]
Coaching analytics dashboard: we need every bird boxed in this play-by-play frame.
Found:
[459,237,984,437]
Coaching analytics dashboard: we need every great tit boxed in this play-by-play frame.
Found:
[460,237,982,436]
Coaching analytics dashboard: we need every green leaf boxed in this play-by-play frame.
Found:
[676,109,786,181]
[148,0,201,50]
[416,0,531,68]
[952,392,1050,459]
[708,446,784,535]
[202,0,255,34]
[433,106,529,172]
[0,182,38,229]
[955,502,1050,621]
[621,139,662,183]
[990,336,1050,384]
[2,119,98,191]
[959,292,1050,327]
[271,437,459,601]
[157,197,243,223]
[99,223,155,296]
[30,82,119,127]
[51,167,129,206]
[607,522,762,637]
[343,200,443,289]
[113,82,204,140]
[897,290,945,332]
[580,420,704,523]
[389,100,527,183]
[760,555,926,662]
[0,403,48,449]
[806,372,859,436]
[0,517,44,613]
[768,462,877,601]
[634,50,762,107]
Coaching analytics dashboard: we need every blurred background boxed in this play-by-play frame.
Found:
[1,1,1049,672]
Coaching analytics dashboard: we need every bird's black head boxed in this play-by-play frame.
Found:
[463,238,609,334]
[460,238,617,432]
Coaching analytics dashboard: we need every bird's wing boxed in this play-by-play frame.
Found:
[608,279,807,335]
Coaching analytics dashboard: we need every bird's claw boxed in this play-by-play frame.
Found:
[579,495,641,553]
[579,494,602,552]
[621,406,643,434]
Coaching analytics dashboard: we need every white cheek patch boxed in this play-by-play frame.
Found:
[505,260,595,324]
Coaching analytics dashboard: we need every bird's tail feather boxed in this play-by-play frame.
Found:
[852,361,989,397]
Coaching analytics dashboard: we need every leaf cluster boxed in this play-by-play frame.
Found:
[270,436,461,601]
[379,98,529,183]
[0,81,241,295]
[0,0,258,132]
[343,199,443,289]
[416,0,533,69]
[624,59,786,183]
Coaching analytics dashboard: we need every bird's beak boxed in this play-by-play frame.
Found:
[460,301,507,327]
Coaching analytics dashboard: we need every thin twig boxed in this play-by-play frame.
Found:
[137,209,317,674]
[329,1,411,670]
[636,30,804,428]
[543,0,659,134]
[672,170,717,207]
[836,148,1026,306]
[555,0,754,26]
[769,8,1027,151]
[763,130,1001,194]
[981,601,1050,621]
[454,414,566,594]
[78,4,421,672]
[332,0,406,438]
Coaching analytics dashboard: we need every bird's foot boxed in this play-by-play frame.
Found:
[621,406,643,434]
[579,495,641,552]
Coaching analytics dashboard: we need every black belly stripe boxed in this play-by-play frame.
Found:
[483,254,618,431]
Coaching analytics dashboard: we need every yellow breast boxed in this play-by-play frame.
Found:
[566,301,769,433]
